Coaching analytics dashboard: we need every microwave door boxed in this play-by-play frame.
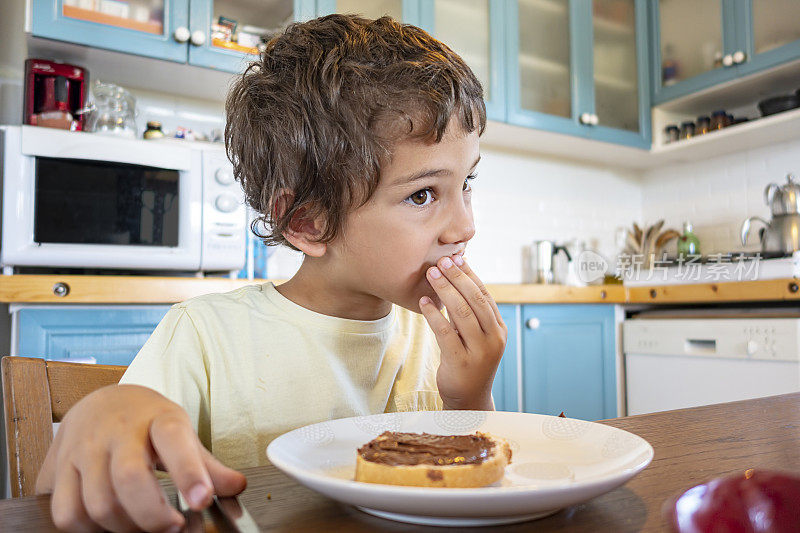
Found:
[1,127,202,270]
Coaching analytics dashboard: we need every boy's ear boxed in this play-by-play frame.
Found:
[273,190,327,257]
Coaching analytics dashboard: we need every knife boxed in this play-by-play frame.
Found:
[209,495,260,533]
[176,491,259,533]
[174,491,204,533]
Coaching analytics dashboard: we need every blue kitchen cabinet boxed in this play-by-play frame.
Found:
[31,0,316,73]
[652,0,800,105]
[316,0,502,118]
[315,0,422,24]
[15,306,171,366]
[521,304,617,421]
[506,0,650,149]
[188,0,316,72]
[417,1,507,122]
[732,1,800,78]
[31,0,190,63]
[492,304,519,412]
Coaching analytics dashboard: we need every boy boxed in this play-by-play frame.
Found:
[35,14,506,533]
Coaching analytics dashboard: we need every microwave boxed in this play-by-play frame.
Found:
[0,125,246,274]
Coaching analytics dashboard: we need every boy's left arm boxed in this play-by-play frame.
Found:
[419,255,507,411]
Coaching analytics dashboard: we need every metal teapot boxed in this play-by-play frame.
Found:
[765,174,800,216]
[529,240,571,284]
[741,174,800,253]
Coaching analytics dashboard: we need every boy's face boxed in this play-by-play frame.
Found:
[329,118,479,313]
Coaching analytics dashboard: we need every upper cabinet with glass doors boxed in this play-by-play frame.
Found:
[31,0,315,73]
[507,0,650,148]
[316,0,417,24]
[652,0,800,104]
[418,1,505,122]
[317,0,504,122]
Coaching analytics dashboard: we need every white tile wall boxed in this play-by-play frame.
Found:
[641,138,800,255]
[468,148,642,283]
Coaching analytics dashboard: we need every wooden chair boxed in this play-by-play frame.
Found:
[1,356,127,498]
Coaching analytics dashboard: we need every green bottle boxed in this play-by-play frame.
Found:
[677,221,701,258]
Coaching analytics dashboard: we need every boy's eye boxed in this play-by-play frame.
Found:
[463,174,477,191]
[405,188,434,206]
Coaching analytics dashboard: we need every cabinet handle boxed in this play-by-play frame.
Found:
[590,114,599,126]
[52,282,70,298]
[579,113,592,125]
[526,318,540,330]
[190,30,207,46]
[732,50,746,64]
[174,26,190,43]
[722,54,734,67]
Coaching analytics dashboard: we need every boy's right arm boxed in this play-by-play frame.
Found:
[36,384,246,533]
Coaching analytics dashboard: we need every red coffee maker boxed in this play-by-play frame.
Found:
[24,58,88,131]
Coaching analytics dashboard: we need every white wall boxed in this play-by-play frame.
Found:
[641,138,800,255]
[468,147,642,282]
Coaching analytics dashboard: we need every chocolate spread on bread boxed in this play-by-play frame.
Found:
[357,431,495,466]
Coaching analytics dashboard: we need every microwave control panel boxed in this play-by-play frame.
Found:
[200,149,247,271]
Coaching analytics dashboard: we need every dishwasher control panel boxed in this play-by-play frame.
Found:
[623,318,800,362]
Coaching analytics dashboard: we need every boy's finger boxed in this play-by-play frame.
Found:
[50,464,100,533]
[109,442,185,532]
[80,453,139,532]
[149,412,215,510]
[427,265,482,343]
[437,256,499,335]
[419,296,466,358]
[200,447,248,496]
[452,256,503,326]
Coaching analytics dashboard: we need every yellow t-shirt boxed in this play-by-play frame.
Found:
[119,282,443,469]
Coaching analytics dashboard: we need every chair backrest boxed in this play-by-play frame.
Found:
[1,356,126,498]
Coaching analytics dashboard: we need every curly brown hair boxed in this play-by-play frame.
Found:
[224,14,486,250]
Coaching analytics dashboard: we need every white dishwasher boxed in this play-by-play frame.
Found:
[623,315,800,415]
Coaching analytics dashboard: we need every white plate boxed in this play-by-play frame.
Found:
[266,411,653,527]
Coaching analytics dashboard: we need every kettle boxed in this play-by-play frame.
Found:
[529,240,571,284]
[741,174,800,254]
[765,174,800,216]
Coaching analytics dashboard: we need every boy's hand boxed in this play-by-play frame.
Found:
[36,384,246,533]
[419,255,507,410]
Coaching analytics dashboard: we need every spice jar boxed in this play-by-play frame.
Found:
[696,116,710,135]
[143,120,165,139]
[709,110,730,130]
[664,124,679,144]
[679,121,695,140]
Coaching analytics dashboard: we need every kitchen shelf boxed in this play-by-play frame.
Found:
[483,103,800,169]
[518,0,567,16]
[593,16,634,36]
[518,53,569,76]
[649,106,800,164]
[61,5,163,35]
[594,73,636,92]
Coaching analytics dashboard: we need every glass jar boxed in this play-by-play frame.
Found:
[709,110,730,130]
[143,120,164,139]
[664,124,680,144]
[679,121,695,140]
[696,115,710,135]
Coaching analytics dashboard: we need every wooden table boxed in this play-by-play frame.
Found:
[3,393,800,532]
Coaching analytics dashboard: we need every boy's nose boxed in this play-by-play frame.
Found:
[439,199,475,245]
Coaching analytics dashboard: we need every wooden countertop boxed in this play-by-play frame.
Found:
[0,274,798,305]
[3,393,799,532]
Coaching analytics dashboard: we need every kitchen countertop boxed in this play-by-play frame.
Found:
[3,393,799,531]
[1,274,799,305]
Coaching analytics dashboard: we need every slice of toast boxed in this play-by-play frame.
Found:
[355,431,511,488]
